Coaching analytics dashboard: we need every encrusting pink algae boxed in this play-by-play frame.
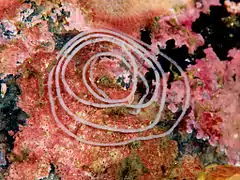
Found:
[0,0,240,179]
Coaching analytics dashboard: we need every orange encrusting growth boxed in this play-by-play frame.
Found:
[79,0,193,34]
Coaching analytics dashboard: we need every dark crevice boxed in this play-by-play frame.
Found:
[137,38,200,99]
[0,75,29,168]
[54,30,79,50]
[192,5,240,61]
[156,39,197,88]
[40,163,61,180]
[140,29,152,45]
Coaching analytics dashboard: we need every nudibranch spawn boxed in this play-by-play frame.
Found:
[48,28,191,146]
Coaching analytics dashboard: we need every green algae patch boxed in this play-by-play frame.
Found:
[136,101,159,122]
[129,141,141,150]
[46,59,57,73]
[97,75,122,89]
[117,153,149,180]
[103,107,130,118]
[8,148,30,162]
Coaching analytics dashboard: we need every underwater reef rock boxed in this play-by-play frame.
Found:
[5,48,181,179]
[0,0,240,179]
[169,155,202,180]
[77,0,194,36]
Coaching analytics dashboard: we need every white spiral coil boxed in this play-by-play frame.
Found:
[48,29,191,146]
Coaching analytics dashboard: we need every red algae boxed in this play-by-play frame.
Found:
[0,19,54,74]
[150,0,220,53]
[0,0,22,20]
[196,112,223,145]
[224,0,240,14]
[0,42,30,74]
[185,49,240,165]
[21,21,55,53]
[151,15,204,54]
[215,80,240,165]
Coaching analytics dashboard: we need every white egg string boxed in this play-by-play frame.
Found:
[48,29,191,146]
